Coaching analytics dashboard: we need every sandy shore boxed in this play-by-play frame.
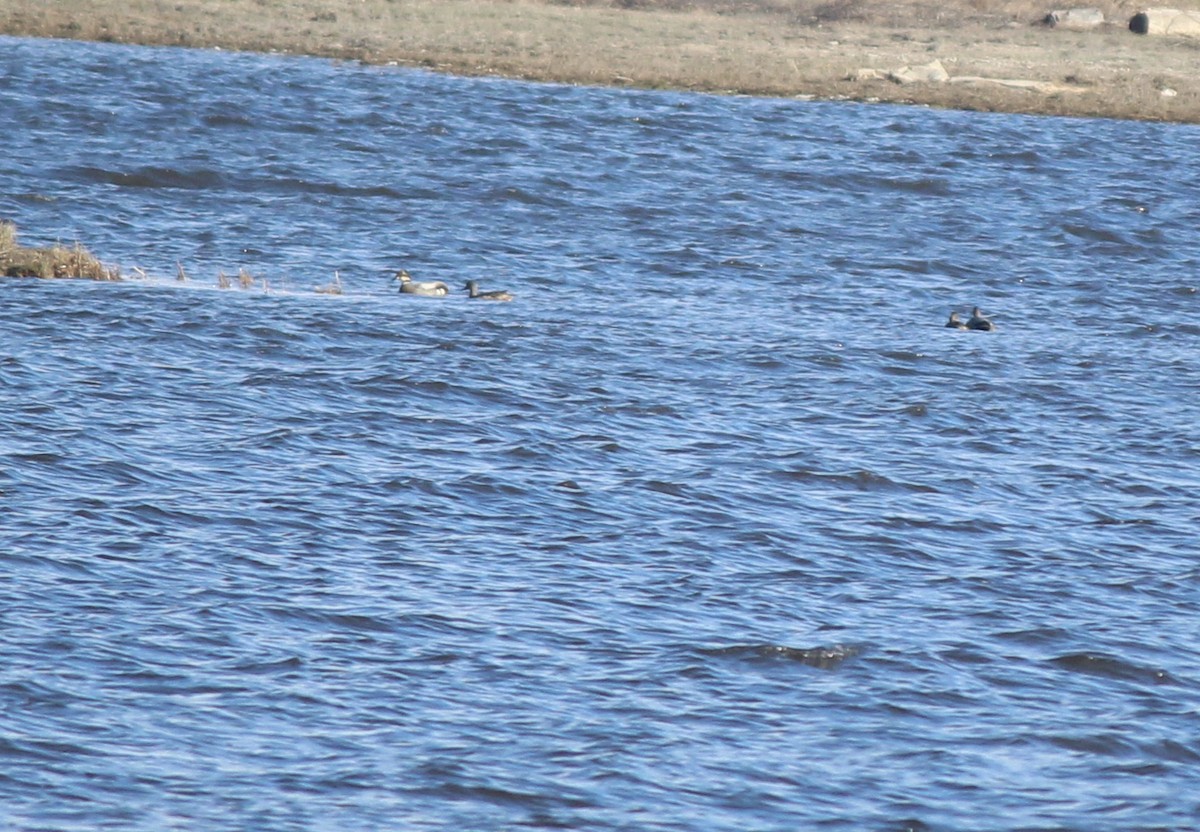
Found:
[2,0,1198,123]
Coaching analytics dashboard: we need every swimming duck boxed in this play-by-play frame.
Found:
[966,306,996,331]
[393,269,449,297]
[465,280,514,302]
[945,311,968,330]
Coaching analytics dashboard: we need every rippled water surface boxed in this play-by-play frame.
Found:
[3,35,1200,831]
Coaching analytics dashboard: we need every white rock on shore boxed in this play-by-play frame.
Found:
[1044,8,1105,29]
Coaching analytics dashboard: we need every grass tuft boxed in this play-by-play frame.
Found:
[0,222,120,280]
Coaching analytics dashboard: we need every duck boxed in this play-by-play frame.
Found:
[464,280,514,302]
[945,311,968,330]
[966,306,996,331]
[393,269,449,297]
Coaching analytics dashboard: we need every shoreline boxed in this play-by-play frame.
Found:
[2,0,1199,123]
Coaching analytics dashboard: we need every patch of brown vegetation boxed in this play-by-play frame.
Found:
[0,221,120,280]
[0,0,1197,121]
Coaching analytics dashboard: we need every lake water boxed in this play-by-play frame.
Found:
[2,34,1199,831]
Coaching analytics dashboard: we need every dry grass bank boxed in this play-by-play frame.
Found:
[1,0,1199,120]
[0,221,120,279]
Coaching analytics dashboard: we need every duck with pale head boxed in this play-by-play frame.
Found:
[393,269,449,297]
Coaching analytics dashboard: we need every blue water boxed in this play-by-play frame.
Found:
[3,34,1200,831]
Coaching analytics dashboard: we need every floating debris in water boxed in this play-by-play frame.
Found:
[315,271,344,295]
[3,223,358,298]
